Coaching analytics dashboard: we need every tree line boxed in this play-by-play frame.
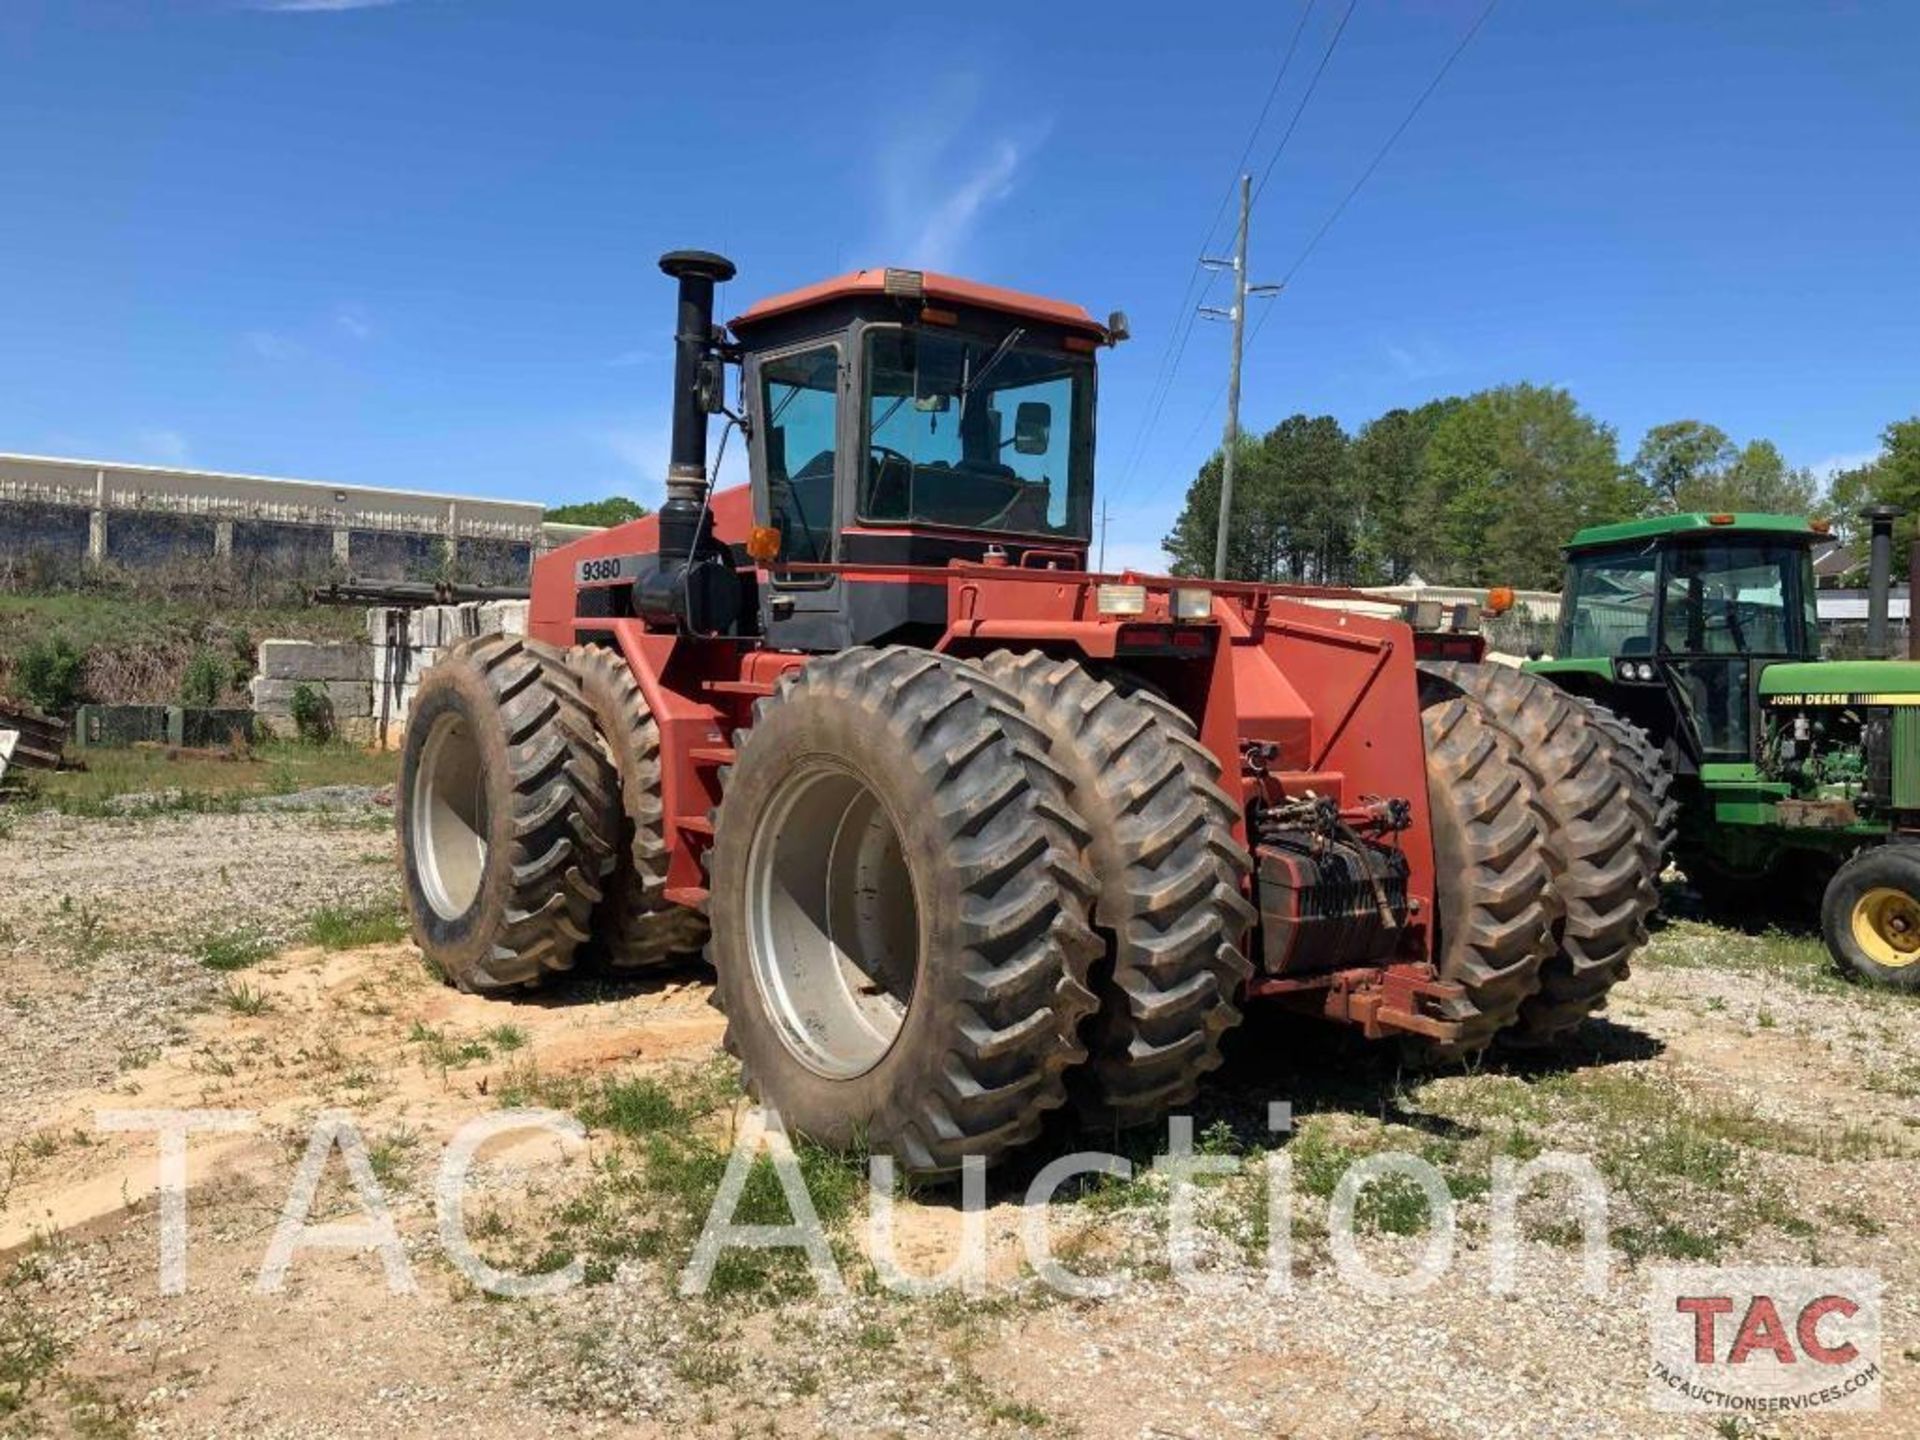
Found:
[1162,384,1920,591]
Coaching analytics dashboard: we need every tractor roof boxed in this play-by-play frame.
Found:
[730,267,1108,338]
[1565,512,1822,552]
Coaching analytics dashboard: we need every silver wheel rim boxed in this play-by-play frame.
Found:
[413,711,488,920]
[744,759,922,1079]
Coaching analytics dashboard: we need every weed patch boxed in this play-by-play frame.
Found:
[196,930,274,972]
[307,902,406,950]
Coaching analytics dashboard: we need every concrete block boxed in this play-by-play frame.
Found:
[336,716,381,746]
[256,639,372,683]
[410,606,455,648]
[251,678,374,717]
[367,606,406,647]
[75,704,171,748]
[478,599,529,636]
[256,713,301,741]
[168,707,257,748]
[372,643,426,692]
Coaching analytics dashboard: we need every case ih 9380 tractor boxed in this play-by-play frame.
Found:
[397,251,1661,1172]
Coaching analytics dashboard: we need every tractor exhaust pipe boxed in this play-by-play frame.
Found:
[1863,503,1900,659]
[657,249,737,562]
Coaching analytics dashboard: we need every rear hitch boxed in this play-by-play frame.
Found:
[1246,962,1469,1044]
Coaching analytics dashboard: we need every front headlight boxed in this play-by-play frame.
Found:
[1171,587,1213,620]
[1095,584,1148,617]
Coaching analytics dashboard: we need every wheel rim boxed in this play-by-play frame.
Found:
[1851,886,1920,969]
[744,759,922,1079]
[413,711,488,920]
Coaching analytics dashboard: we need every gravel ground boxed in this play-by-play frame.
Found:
[0,799,397,1131]
[1,806,1916,1439]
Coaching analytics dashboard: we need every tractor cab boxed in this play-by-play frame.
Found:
[730,267,1121,650]
[1531,514,1823,769]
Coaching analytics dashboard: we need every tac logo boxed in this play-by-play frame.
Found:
[1648,1267,1882,1415]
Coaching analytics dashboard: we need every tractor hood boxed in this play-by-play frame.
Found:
[1759,660,1920,698]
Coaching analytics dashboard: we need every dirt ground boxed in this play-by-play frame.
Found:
[2,794,1918,1439]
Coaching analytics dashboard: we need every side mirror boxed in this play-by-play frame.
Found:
[1013,401,1052,455]
[696,356,728,414]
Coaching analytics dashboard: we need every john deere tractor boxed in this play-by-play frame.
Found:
[1525,508,1920,989]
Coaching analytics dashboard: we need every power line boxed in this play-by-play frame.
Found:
[1169,0,1501,475]
[1250,0,1361,207]
[1105,0,1318,511]
[1279,0,1500,286]
[1199,0,1320,258]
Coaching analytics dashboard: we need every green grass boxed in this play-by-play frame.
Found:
[366,1128,422,1191]
[407,1022,496,1071]
[196,930,275,972]
[306,901,406,950]
[219,980,271,1016]
[0,1259,62,1419]
[485,1023,529,1054]
[0,588,363,717]
[1639,918,1888,1001]
[47,897,114,967]
[28,742,396,817]
[529,1064,864,1302]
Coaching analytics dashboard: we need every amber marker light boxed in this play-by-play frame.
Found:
[746,525,783,562]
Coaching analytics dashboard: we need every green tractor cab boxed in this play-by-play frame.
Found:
[1526,510,1920,990]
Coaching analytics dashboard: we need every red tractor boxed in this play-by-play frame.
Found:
[398,251,1660,1172]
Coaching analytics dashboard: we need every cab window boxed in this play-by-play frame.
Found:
[1558,548,1659,658]
[1659,541,1800,656]
[759,345,840,568]
[861,327,1092,539]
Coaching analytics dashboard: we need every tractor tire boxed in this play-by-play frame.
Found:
[1821,845,1920,991]
[1414,696,1559,1059]
[706,647,1101,1174]
[566,643,710,971]
[399,634,619,994]
[1570,695,1677,881]
[1422,663,1657,1044]
[979,652,1256,1129]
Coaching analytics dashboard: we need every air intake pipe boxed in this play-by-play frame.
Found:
[1863,503,1900,660]
[657,249,737,564]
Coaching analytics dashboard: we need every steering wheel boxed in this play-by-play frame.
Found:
[866,444,914,515]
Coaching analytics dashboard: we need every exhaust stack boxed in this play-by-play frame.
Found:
[657,249,737,563]
[1863,504,1900,659]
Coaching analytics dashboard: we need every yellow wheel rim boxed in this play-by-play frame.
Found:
[1851,887,1920,969]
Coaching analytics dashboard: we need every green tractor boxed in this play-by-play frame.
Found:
[1524,507,1920,990]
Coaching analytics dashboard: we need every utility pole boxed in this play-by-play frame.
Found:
[1097,498,1111,572]
[1200,174,1280,581]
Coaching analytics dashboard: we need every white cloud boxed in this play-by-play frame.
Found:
[333,303,373,341]
[244,330,303,361]
[134,429,191,466]
[601,422,669,485]
[870,74,1046,272]
[246,0,403,12]
[1811,449,1881,482]
[1383,338,1454,382]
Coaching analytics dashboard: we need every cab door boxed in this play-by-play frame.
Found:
[748,339,852,650]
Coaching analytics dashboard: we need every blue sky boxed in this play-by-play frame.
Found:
[2,1,1914,569]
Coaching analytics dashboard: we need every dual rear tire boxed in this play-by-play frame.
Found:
[704,648,1260,1170]
[1419,663,1662,1048]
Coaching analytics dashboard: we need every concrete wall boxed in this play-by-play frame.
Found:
[0,500,90,570]
[0,452,590,584]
